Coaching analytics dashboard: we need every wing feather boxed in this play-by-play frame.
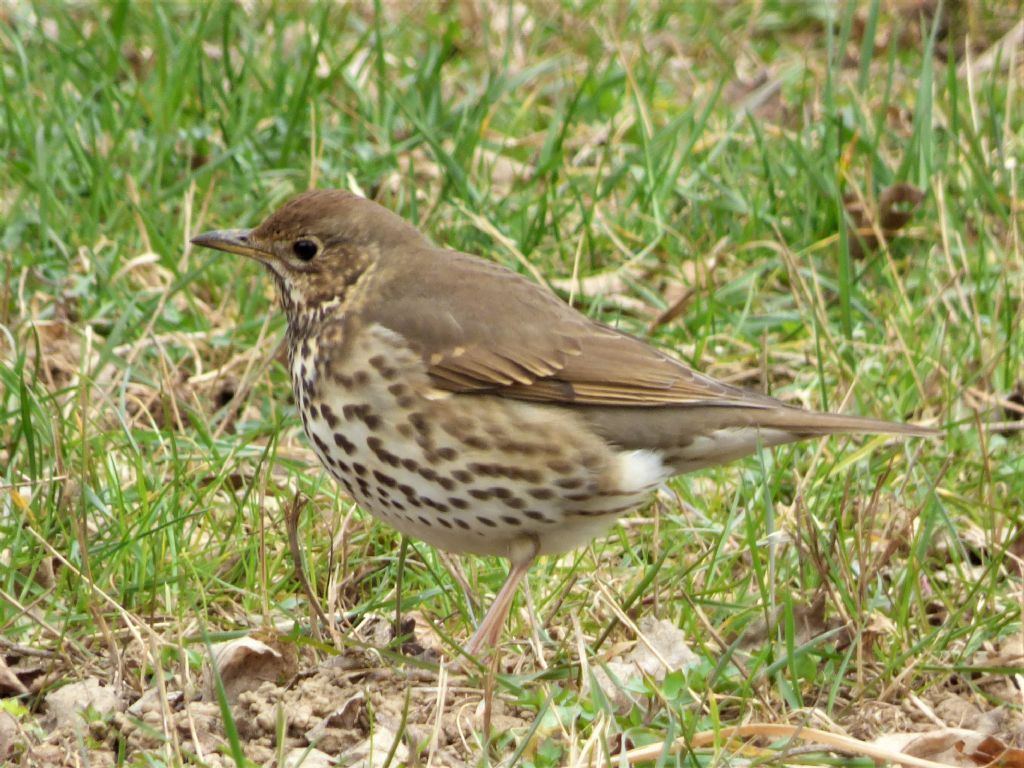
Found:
[362,247,775,409]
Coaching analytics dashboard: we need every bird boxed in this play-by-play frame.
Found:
[191,189,934,656]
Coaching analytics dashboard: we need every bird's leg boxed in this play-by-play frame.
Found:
[465,537,538,657]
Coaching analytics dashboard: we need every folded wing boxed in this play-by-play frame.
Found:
[365,248,770,408]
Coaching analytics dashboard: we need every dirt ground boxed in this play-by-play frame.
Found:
[5,613,1024,767]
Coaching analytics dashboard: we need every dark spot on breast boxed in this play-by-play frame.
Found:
[441,419,471,440]
[572,503,633,518]
[397,424,414,438]
[555,477,584,489]
[504,441,542,456]
[312,433,329,453]
[523,510,550,522]
[387,382,408,397]
[528,488,555,500]
[363,413,382,430]
[477,516,497,527]
[353,370,370,386]
[401,458,419,472]
[333,433,356,454]
[372,470,397,488]
[547,460,574,474]
[365,352,396,379]
[462,436,488,450]
[500,466,536,482]
[468,489,492,501]
[489,486,512,499]
[321,404,339,428]
[352,462,366,476]
[436,447,457,461]
[448,497,468,510]
[409,413,430,436]
[452,469,472,483]
[501,515,521,526]
[396,396,415,408]
[454,518,470,530]
[306,404,319,420]
[367,436,401,467]
[502,497,526,509]
[417,515,432,527]
[423,498,449,513]
[437,517,452,528]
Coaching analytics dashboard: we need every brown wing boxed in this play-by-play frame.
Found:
[362,246,774,409]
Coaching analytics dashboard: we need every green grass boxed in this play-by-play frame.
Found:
[2,1,1022,765]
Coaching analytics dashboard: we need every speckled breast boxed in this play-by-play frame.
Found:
[288,321,666,559]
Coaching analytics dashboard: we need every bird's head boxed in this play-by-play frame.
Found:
[191,189,426,319]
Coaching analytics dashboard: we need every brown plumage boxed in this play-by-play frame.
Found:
[192,189,935,655]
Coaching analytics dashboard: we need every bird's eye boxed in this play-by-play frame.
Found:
[293,239,318,261]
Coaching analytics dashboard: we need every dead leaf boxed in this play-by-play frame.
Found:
[313,691,365,732]
[879,184,926,230]
[0,656,28,697]
[874,729,1020,768]
[126,686,183,718]
[590,616,698,712]
[845,183,924,259]
[963,735,1024,767]
[648,249,724,331]
[45,677,124,731]
[629,616,700,676]
[204,635,296,703]
[0,710,19,763]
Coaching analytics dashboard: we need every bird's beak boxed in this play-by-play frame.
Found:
[190,228,269,260]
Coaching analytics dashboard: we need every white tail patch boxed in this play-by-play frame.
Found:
[615,449,672,495]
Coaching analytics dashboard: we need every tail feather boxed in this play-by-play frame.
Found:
[739,407,937,438]
[664,412,934,474]
[576,403,937,476]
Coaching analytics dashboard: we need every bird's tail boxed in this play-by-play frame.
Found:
[743,407,938,438]
[642,405,937,475]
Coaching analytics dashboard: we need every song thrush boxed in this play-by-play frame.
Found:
[192,190,933,654]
